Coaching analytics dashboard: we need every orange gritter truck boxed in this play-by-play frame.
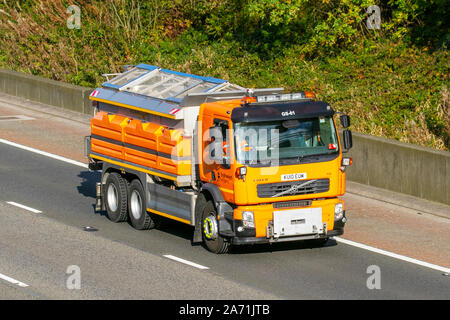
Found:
[85,64,353,253]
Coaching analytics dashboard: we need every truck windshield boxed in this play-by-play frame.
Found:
[234,116,339,165]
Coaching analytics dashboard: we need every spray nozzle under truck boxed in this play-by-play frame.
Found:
[85,64,353,253]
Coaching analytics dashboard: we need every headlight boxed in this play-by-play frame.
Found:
[342,157,353,166]
[334,203,344,220]
[242,211,255,228]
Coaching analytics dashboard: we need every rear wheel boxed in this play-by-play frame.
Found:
[104,172,128,222]
[128,179,155,230]
[201,200,230,254]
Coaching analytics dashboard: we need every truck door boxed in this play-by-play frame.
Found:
[205,118,235,202]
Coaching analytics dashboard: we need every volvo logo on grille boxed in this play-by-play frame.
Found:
[257,179,330,198]
[271,179,317,198]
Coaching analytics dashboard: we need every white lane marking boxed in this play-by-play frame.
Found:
[6,201,42,214]
[0,272,29,287]
[2,138,449,274]
[163,255,209,270]
[334,237,450,273]
[0,138,87,168]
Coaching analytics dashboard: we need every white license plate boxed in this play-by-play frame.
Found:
[281,172,307,181]
[273,208,323,238]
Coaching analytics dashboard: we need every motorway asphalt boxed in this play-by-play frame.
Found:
[0,142,449,299]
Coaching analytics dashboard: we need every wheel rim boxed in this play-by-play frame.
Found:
[130,190,142,220]
[203,213,218,240]
[107,184,118,212]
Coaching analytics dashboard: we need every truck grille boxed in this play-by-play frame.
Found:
[257,179,330,198]
[273,200,311,209]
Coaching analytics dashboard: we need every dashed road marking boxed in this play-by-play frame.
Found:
[163,255,209,270]
[0,272,29,288]
[6,201,42,214]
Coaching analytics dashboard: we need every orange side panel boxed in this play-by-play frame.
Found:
[157,157,191,176]
[91,111,127,142]
[176,161,192,176]
[123,120,160,167]
[123,120,160,151]
[124,148,158,168]
[91,112,192,177]
[157,127,192,176]
[158,128,191,157]
[91,138,123,159]
[91,111,128,160]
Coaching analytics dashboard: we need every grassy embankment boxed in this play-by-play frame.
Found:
[0,0,448,150]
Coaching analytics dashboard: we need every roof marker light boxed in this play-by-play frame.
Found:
[305,92,316,99]
[255,92,311,103]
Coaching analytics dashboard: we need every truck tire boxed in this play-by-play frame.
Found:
[128,179,155,230]
[104,172,128,223]
[201,199,230,254]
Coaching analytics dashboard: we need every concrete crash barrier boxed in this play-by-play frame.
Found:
[0,68,93,115]
[347,132,449,205]
[0,67,448,205]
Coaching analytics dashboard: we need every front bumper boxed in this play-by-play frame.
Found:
[229,199,346,245]
[231,228,343,245]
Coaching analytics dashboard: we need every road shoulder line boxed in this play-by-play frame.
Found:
[335,237,450,273]
[0,138,87,168]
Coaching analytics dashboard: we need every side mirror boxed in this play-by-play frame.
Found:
[340,115,351,128]
[343,129,353,150]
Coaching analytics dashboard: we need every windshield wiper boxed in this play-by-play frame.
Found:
[283,154,316,162]
[314,151,338,156]
[298,154,309,162]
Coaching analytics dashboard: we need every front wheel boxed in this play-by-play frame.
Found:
[201,200,230,254]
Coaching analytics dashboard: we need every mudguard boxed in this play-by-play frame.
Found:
[193,183,235,243]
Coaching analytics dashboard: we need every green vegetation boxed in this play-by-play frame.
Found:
[0,0,448,149]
